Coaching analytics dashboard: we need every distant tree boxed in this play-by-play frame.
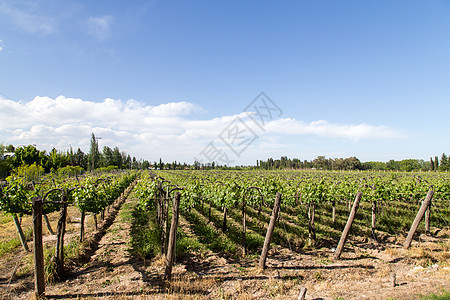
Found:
[439,153,448,171]
[74,148,88,169]
[434,156,439,171]
[112,147,122,168]
[142,160,150,170]
[88,133,100,170]
[125,154,131,168]
[313,156,329,170]
[6,144,15,152]
[102,146,114,167]
[0,143,5,156]
[430,157,435,171]
[13,145,43,167]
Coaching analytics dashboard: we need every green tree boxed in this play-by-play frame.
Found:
[13,145,43,167]
[112,147,123,168]
[439,153,448,171]
[74,148,88,169]
[434,156,439,171]
[102,146,114,167]
[89,133,100,170]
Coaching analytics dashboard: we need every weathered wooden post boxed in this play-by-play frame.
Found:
[43,214,55,235]
[371,200,377,241]
[13,214,30,252]
[332,200,336,223]
[334,192,362,260]
[308,202,316,245]
[403,188,433,249]
[242,199,247,256]
[79,211,85,242]
[425,198,431,234]
[32,196,45,296]
[259,193,282,270]
[164,192,181,281]
[222,206,227,232]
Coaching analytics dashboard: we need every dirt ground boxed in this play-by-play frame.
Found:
[0,192,448,300]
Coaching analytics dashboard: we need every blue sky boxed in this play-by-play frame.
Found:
[1,0,450,165]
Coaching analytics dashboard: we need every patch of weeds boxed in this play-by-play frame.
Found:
[266,278,288,298]
[0,226,33,256]
[0,237,22,256]
[15,255,33,279]
[314,271,324,281]
[102,279,112,287]
[408,247,437,267]
[44,246,58,283]
[419,289,450,300]
[183,208,239,257]
[317,258,331,265]
[236,265,247,276]
[64,239,82,261]
[175,230,204,258]
[130,205,161,259]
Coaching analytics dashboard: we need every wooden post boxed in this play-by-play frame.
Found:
[208,198,212,223]
[403,188,434,249]
[425,198,431,234]
[259,193,282,270]
[55,200,68,279]
[308,202,316,246]
[334,192,362,260]
[13,214,30,252]
[93,213,98,230]
[161,196,169,255]
[43,214,55,235]
[371,200,377,241]
[59,201,67,276]
[79,211,85,242]
[222,206,227,232]
[164,192,181,281]
[242,199,247,256]
[32,197,45,297]
[332,200,336,223]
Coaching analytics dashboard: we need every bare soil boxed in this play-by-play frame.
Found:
[0,193,448,300]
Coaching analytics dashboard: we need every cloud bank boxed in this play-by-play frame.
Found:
[0,95,402,164]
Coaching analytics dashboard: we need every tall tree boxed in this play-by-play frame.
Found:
[74,148,87,169]
[89,133,100,170]
[434,156,439,171]
[440,153,448,171]
[112,147,123,167]
[102,146,114,167]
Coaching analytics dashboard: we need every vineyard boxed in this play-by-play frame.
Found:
[0,169,449,299]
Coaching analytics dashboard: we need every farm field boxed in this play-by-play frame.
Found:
[0,169,449,299]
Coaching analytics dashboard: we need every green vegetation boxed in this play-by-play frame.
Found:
[420,290,450,300]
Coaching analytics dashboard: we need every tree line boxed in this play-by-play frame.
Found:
[257,154,450,172]
[0,133,150,179]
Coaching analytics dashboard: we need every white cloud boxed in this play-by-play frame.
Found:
[87,15,113,41]
[0,95,403,164]
[0,1,56,35]
[265,118,403,140]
